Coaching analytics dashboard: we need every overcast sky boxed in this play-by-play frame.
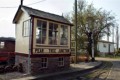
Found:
[0,0,120,42]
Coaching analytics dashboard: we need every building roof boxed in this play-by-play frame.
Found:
[13,6,73,26]
[0,37,15,42]
[98,40,115,44]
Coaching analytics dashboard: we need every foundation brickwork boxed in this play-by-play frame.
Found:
[31,57,70,74]
[15,54,70,74]
[15,55,29,73]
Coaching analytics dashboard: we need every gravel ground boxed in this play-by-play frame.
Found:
[0,61,101,80]
[0,72,28,80]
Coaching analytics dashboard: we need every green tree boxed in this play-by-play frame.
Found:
[70,0,116,61]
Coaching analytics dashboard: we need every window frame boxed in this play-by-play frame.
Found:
[41,57,48,68]
[22,20,30,37]
[35,19,69,46]
[49,22,58,45]
[103,43,106,48]
[0,42,5,49]
[60,25,68,45]
[58,57,64,67]
[36,19,47,44]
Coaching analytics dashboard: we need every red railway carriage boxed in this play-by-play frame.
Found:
[0,37,15,64]
[0,52,15,61]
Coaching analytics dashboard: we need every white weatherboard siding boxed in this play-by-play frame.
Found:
[110,43,114,52]
[15,12,31,54]
[97,41,114,53]
[98,42,109,53]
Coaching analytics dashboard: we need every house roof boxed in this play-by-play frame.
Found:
[13,6,73,26]
[98,40,115,44]
[0,37,15,42]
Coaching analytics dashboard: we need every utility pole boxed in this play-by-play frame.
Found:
[20,0,23,6]
[116,26,119,50]
[112,26,115,54]
[112,26,114,43]
[91,32,95,61]
[28,19,32,74]
[107,27,110,54]
[75,0,77,63]
[20,0,31,74]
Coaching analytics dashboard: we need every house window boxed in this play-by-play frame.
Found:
[58,57,64,66]
[41,58,48,68]
[0,42,5,48]
[103,43,106,47]
[49,23,58,45]
[60,25,68,45]
[36,20,47,44]
[23,20,30,37]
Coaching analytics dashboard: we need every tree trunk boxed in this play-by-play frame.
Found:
[87,33,92,58]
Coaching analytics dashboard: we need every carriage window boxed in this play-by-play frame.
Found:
[0,42,5,48]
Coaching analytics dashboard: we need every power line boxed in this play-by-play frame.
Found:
[0,0,46,8]
[0,6,17,8]
[27,0,46,5]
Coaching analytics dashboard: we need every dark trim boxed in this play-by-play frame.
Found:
[15,52,70,58]
[70,26,71,55]
[0,52,15,54]
[31,17,34,55]
[31,15,73,26]
[13,6,22,23]
[36,45,68,48]
[0,37,15,42]
[15,52,28,57]
[31,54,71,58]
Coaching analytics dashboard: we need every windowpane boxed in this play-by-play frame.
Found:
[58,57,64,66]
[37,20,42,27]
[49,23,58,45]
[41,58,47,68]
[36,20,47,44]
[60,25,68,45]
[23,20,30,37]
[0,42,5,48]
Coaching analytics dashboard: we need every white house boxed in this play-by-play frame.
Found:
[97,40,115,55]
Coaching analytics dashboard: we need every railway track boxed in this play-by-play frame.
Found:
[67,61,113,80]
[80,61,113,80]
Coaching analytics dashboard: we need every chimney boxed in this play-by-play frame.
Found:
[20,0,23,6]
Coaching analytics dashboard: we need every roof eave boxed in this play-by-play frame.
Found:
[13,6,23,24]
[30,15,73,26]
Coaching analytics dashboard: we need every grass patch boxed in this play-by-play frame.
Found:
[83,73,95,79]
[97,54,120,59]
[104,54,120,59]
